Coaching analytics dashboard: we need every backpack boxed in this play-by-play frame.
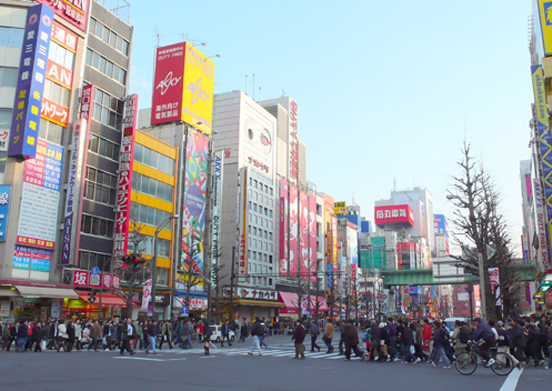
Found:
[458,327,470,344]
[260,323,267,335]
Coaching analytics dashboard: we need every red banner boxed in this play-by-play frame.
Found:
[51,21,78,52]
[299,191,308,278]
[46,59,73,90]
[41,97,69,127]
[151,43,185,125]
[309,194,317,283]
[289,184,298,276]
[375,204,414,226]
[35,0,89,32]
[279,180,288,275]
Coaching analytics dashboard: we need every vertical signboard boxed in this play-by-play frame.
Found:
[181,127,209,272]
[8,4,54,159]
[113,94,138,257]
[488,267,502,306]
[531,64,552,270]
[279,180,289,275]
[537,0,552,55]
[289,184,298,276]
[151,42,215,135]
[289,100,298,180]
[308,194,317,283]
[239,168,248,274]
[299,191,308,278]
[332,215,338,274]
[533,179,549,269]
[211,150,223,288]
[0,185,11,241]
[16,139,64,249]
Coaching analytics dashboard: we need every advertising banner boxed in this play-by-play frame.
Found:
[211,150,223,288]
[332,215,338,274]
[51,21,78,52]
[181,127,209,272]
[433,214,449,237]
[533,179,549,269]
[289,100,298,180]
[488,267,502,306]
[299,191,308,278]
[334,201,346,215]
[17,139,64,249]
[279,180,289,275]
[239,169,248,274]
[142,279,152,310]
[35,0,90,32]
[13,246,51,271]
[531,64,552,270]
[308,194,317,283]
[374,204,415,226]
[151,42,215,135]
[46,59,73,90]
[0,185,11,241]
[40,97,69,127]
[113,94,138,257]
[538,0,552,55]
[289,184,298,276]
[8,4,54,158]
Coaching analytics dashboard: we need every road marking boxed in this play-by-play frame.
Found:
[114,356,187,362]
[499,368,523,391]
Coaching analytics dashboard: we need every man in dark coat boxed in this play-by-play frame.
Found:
[343,319,363,361]
[120,318,136,356]
[401,321,417,364]
[31,322,45,352]
[369,321,382,361]
[291,321,306,359]
[221,320,232,347]
[17,321,28,352]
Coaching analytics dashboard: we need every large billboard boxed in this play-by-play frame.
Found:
[532,64,552,270]
[289,184,298,276]
[35,0,90,32]
[113,94,138,257]
[433,214,449,237]
[334,201,347,215]
[537,0,552,55]
[16,139,64,250]
[8,4,54,159]
[181,127,209,272]
[374,204,414,226]
[151,42,215,135]
[279,180,289,275]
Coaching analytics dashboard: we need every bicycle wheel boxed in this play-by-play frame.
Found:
[491,353,514,376]
[455,352,477,375]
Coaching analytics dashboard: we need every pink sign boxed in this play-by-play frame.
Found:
[375,204,414,226]
[279,180,289,275]
[308,194,317,283]
[299,191,308,278]
[151,43,185,125]
[289,184,298,276]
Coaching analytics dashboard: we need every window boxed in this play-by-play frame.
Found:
[84,167,117,205]
[264,207,268,216]
[269,255,273,264]
[81,214,114,238]
[129,201,172,229]
[269,232,273,240]
[133,144,175,175]
[89,18,130,56]
[88,134,120,161]
[91,88,123,130]
[132,172,174,202]
[79,251,110,271]
[43,79,71,107]
[0,109,13,151]
[38,119,63,145]
[48,41,75,70]
[253,203,257,212]
[0,27,24,48]
[0,67,18,88]
[269,210,273,218]
[86,48,127,85]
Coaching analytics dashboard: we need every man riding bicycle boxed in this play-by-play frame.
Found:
[470,318,497,367]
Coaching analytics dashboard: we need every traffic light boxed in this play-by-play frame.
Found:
[122,253,147,269]
[89,291,96,303]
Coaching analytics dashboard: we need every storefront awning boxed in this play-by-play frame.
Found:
[77,291,136,308]
[15,285,79,299]
[174,290,208,298]
[278,292,329,312]
[235,299,285,308]
[0,287,20,297]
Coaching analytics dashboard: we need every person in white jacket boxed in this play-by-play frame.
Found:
[74,320,83,351]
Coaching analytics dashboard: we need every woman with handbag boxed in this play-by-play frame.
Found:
[57,320,69,352]
[323,319,334,353]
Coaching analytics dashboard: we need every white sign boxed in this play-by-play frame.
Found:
[142,279,152,310]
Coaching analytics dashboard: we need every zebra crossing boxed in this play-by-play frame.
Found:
[206,347,366,360]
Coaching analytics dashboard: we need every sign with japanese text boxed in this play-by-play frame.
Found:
[40,97,69,127]
[334,201,346,215]
[51,21,78,52]
[13,246,51,271]
[17,139,64,249]
[8,4,54,159]
[72,269,119,290]
[533,179,549,270]
[236,287,277,301]
[374,204,414,226]
[0,185,11,241]
[142,279,152,310]
[72,269,89,287]
[289,100,298,180]
[433,214,449,237]
[279,180,289,275]
[211,150,223,289]
[151,42,215,135]
[46,59,73,90]
[35,0,90,32]
[113,94,138,257]
[239,168,248,274]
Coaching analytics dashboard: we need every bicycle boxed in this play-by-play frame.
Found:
[455,341,514,376]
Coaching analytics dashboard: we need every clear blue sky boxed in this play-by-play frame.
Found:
[129,0,533,255]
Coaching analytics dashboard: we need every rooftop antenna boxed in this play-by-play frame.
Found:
[258,87,262,104]
[393,176,397,192]
[252,74,255,100]
[245,75,248,96]
[155,26,160,47]
[281,89,285,97]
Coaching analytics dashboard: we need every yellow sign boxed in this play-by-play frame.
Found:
[334,201,346,215]
[539,0,552,55]
[182,43,215,135]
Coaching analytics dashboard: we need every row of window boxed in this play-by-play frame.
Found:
[134,143,175,176]
[249,190,272,207]
[38,118,63,145]
[84,167,118,205]
[127,236,171,258]
[44,79,71,108]
[129,201,173,230]
[249,238,273,252]
[0,27,23,48]
[78,251,110,272]
[81,214,114,238]
[248,251,273,264]
[248,225,273,241]
[0,66,17,88]
[88,133,121,161]
[48,41,75,71]
[131,172,174,202]
[249,202,273,217]
[249,215,273,229]
[92,87,123,130]
[89,18,130,56]
[86,48,127,85]
[249,178,273,196]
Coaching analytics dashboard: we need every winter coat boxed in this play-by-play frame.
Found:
[324,323,334,339]
[370,325,381,346]
[401,326,414,346]
[344,323,360,347]
[292,325,305,344]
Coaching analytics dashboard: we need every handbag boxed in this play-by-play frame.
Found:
[322,335,329,343]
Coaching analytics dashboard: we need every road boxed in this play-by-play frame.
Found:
[0,335,547,391]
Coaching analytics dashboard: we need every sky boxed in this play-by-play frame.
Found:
[128,0,534,255]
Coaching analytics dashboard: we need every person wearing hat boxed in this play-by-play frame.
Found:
[470,317,496,367]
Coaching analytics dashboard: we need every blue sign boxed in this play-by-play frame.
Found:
[8,4,54,159]
[433,214,449,237]
[13,245,52,271]
[91,266,100,276]
[0,185,11,241]
[181,306,189,315]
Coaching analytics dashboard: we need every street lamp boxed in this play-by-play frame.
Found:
[151,214,179,320]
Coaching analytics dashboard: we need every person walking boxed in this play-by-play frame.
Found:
[2,321,12,350]
[291,320,306,359]
[120,318,136,356]
[323,319,335,353]
[221,320,232,347]
[145,320,158,354]
[202,321,213,356]
[401,320,417,364]
[88,321,101,352]
[31,322,44,352]
[431,321,451,369]
[247,317,263,357]
[16,321,28,352]
[240,321,248,343]
[159,321,173,350]
[343,319,364,361]
[309,320,321,352]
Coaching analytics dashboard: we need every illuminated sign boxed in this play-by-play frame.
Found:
[51,21,78,52]
[374,204,414,226]
[240,168,248,274]
[8,4,54,159]
[113,94,138,257]
[151,42,215,134]
[35,0,90,32]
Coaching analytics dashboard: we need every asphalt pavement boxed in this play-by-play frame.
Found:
[0,335,548,391]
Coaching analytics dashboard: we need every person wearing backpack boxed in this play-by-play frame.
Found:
[452,320,469,357]
[247,317,263,357]
[430,320,451,369]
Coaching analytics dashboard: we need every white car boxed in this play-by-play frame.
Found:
[209,325,235,342]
